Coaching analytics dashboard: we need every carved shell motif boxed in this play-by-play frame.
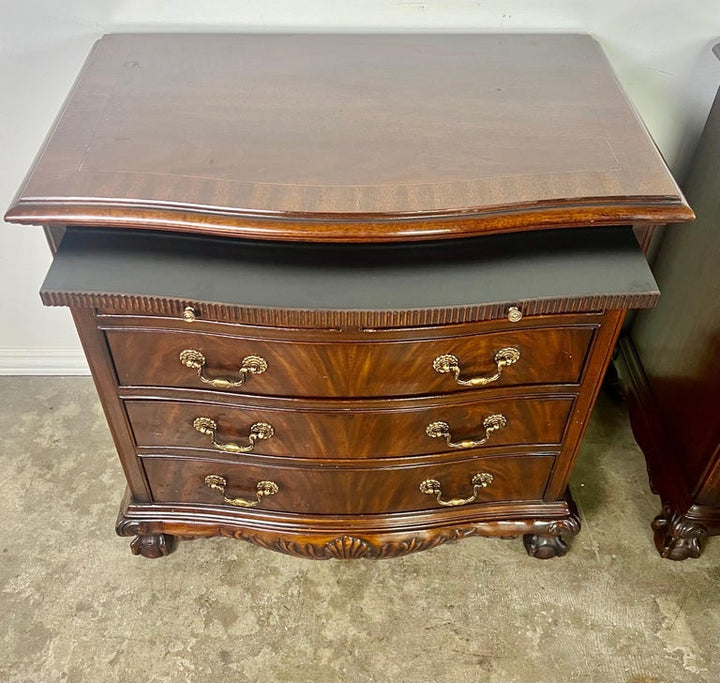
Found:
[322,536,373,559]
[246,531,477,559]
[229,533,375,560]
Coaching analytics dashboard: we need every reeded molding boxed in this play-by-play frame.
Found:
[41,291,659,329]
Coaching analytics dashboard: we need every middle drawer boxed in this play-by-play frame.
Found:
[126,394,574,459]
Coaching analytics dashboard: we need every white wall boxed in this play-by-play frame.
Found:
[1,1,719,373]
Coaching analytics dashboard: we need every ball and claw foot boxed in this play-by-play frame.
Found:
[523,532,569,559]
[651,509,707,560]
[130,533,177,558]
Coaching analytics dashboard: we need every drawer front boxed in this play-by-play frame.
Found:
[106,324,594,398]
[142,453,554,514]
[126,395,574,459]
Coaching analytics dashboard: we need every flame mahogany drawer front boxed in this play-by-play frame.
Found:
[125,395,575,459]
[141,453,556,515]
[105,321,596,398]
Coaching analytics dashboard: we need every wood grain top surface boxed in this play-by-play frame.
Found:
[6,33,692,241]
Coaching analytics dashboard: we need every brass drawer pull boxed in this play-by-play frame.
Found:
[204,474,279,508]
[193,417,274,453]
[426,414,507,449]
[180,349,268,389]
[433,347,520,387]
[419,473,494,507]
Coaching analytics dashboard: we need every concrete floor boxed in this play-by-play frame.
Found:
[0,377,717,683]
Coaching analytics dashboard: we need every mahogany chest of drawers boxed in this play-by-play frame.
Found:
[616,46,720,560]
[5,34,692,560]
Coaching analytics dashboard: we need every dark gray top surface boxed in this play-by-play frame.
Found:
[42,227,658,312]
[42,228,657,310]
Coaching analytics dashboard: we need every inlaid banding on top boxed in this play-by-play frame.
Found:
[4,33,692,239]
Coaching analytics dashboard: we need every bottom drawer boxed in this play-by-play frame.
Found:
[142,453,555,515]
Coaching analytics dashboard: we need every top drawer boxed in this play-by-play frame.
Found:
[105,320,595,398]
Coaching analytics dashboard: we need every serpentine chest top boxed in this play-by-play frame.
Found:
[5,34,692,560]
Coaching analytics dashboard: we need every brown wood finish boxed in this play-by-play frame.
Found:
[70,308,152,501]
[5,34,690,560]
[124,394,575,458]
[98,311,605,337]
[141,452,555,515]
[106,324,595,398]
[116,490,580,560]
[5,34,691,240]
[14,203,692,244]
[615,47,720,559]
[616,340,720,559]
[544,309,627,501]
[632,223,659,255]
[42,224,66,254]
